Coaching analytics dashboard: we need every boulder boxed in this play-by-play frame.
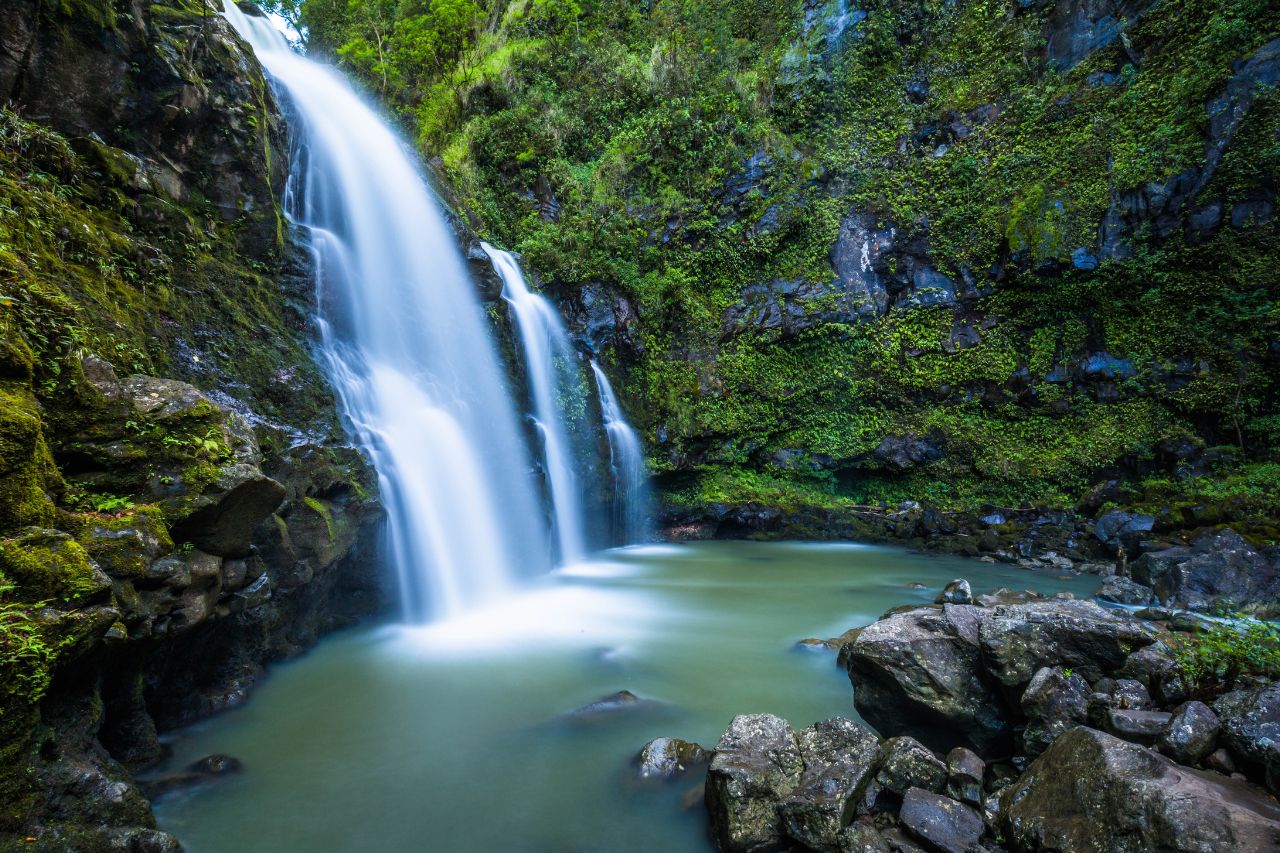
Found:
[1215,683,1280,794]
[635,737,709,780]
[562,689,666,725]
[1096,575,1153,606]
[1020,666,1090,756]
[706,714,805,853]
[1093,510,1155,550]
[899,788,984,853]
[1131,530,1280,616]
[978,599,1156,687]
[780,717,883,852]
[1000,727,1280,851]
[1158,701,1220,766]
[847,605,1010,754]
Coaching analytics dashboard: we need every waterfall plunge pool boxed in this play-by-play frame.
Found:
[153,541,1097,852]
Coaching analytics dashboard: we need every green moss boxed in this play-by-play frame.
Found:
[0,529,108,604]
[302,496,336,543]
[70,505,174,579]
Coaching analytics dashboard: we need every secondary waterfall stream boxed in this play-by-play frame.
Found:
[591,360,650,544]
[482,243,589,564]
[223,4,556,621]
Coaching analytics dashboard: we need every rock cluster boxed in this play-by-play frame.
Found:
[686,587,1280,852]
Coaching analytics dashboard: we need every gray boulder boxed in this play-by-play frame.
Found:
[780,717,883,852]
[1020,666,1090,756]
[1000,727,1280,851]
[1131,530,1280,616]
[1093,510,1155,550]
[899,787,984,853]
[1215,683,1280,794]
[1158,701,1220,766]
[1096,575,1153,606]
[847,605,1010,754]
[1106,709,1172,745]
[706,714,805,853]
[874,736,947,798]
[978,599,1156,687]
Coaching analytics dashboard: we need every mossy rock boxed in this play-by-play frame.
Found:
[0,382,60,533]
[0,528,111,604]
[70,506,174,580]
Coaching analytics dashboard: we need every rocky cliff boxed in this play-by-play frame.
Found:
[0,2,384,848]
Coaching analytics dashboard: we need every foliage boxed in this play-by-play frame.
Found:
[1174,618,1280,697]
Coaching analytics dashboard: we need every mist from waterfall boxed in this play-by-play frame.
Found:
[590,360,650,544]
[223,2,549,621]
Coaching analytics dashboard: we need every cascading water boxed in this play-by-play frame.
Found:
[481,244,588,564]
[590,361,650,544]
[222,3,548,621]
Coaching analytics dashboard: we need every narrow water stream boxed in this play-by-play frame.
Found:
[153,542,1096,852]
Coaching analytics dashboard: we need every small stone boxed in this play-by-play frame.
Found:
[635,737,708,780]
[945,747,984,806]
[1112,678,1153,710]
[899,787,984,853]
[935,579,972,605]
[1157,701,1219,766]
[876,736,947,796]
[1205,747,1237,775]
[1107,708,1173,745]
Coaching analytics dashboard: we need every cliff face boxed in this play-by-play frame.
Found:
[0,3,384,848]
[307,0,1279,541]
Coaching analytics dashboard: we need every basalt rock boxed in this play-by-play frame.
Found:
[636,737,709,780]
[780,717,884,852]
[1158,701,1220,766]
[705,714,806,853]
[846,604,1011,755]
[1215,683,1280,794]
[1130,529,1280,617]
[999,726,1280,851]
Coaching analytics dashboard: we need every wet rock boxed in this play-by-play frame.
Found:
[1106,709,1173,745]
[1111,678,1153,710]
[781,718,883,852]
[1215,683,1280,793]
[1158,701,1220,766]
[999,727,1280,851]
[935,579,972,605]
[944,748,984,806]
[837,821,891,852]
[1020,666,1090,756]
[978,599,1156,687]
[875,736,947,797]
[138,753,243,800]
[1131,529,1280,616]
[636,737,709,780]
[1096,575,1153,605]
[706,714,805,853]
[1205,748,1237,775]
[1093,510,1155,550]
[563,689,666,725]
[847,605,1011,754]
[899,787,984,853]
[872,433,944,471]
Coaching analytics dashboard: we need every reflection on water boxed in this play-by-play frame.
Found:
[154,541,1096,852]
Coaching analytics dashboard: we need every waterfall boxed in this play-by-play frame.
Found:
[481,244,588,565]
[222,3,549,621]
[590,361,650,544]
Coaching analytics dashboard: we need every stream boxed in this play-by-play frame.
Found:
[154,541,1097,852]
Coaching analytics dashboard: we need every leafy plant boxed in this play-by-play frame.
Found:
[1173,618,1280,696]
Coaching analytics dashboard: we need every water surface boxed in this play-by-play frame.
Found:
[154,541,1096,852]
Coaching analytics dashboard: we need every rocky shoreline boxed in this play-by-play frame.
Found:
[638,572,1280,852]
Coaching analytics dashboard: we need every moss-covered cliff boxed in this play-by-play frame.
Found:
[302,0,1279,537]
[0,2,383,847]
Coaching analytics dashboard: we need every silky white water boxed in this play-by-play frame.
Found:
[222,3,548,621]
[591,360,650,544]
[482,243,589,564]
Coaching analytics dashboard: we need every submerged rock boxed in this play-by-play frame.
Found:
[1000,727,1280,851]
[635,737,709,780]
[561,689,666,725]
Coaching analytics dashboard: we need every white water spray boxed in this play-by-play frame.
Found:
[481,244,588,564]
[223,3,549,621]
[590,361,650,544]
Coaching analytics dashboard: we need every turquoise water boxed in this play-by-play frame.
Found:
[153,541,1096,852]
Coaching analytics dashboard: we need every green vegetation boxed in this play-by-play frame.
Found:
[293,0,1279,520]
[1174,618,1280,697]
